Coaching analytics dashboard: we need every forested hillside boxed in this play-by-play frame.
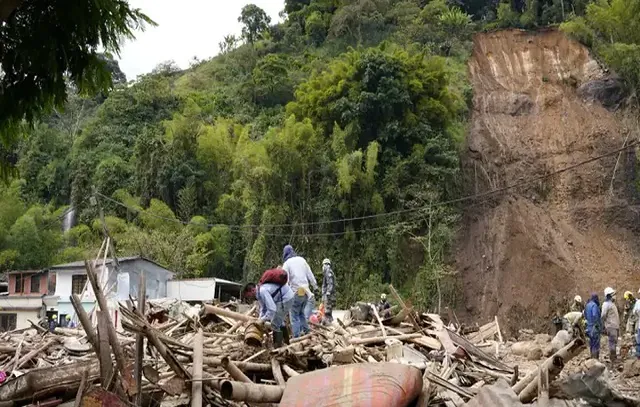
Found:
[1,0,640,310]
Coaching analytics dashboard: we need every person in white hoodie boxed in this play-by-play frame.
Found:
[282,245,318,337]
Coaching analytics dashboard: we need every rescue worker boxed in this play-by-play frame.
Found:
[601,287,620,364]
[49,315,58,332]
[282,245,318,337]
[378,293,391,318]
[571,295,584,313]
[562,311,584,339]
[584,293,602,359]
[623,291,637,335]
[321,258,336,325]
[66,315,76,329]
[255,280,294,348]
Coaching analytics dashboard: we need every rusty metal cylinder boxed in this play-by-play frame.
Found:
[244,322,264,347]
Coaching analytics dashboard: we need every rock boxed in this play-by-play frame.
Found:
[577,77,626,110]
[551,330,571,352]
[534,333,551,345]
[511,341,535,356]
[622,359,640,378]
[526,346,543,360]
[543,345,554,357]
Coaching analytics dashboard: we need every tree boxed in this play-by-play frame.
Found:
[219,34,239,55]
[238,4,271,45]
[0,0,155,150]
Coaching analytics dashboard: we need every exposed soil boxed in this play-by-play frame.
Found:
[457,29,640,334]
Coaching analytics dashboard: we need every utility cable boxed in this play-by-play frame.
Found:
[93,140,639,233]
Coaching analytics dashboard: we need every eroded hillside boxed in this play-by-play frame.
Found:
[458,29,640,334]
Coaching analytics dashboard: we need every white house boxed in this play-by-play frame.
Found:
[49,256,174,322]
[167,278,242,302]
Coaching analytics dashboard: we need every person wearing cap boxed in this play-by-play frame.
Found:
[585,293,602,359]
[378,293,391,318]
[321,258,336,325]
[601,287,620,363]
[571,295,584,313]
[623,291,637,335]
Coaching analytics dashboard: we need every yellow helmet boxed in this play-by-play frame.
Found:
[624,291,634,300]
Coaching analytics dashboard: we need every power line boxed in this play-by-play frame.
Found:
[94,140,638,234]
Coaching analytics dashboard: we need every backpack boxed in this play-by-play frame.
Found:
[259,268,288,286]
[257,268,288,304]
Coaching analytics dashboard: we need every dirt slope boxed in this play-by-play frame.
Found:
[457,29,640,334]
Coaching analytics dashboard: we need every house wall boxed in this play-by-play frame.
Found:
[0,297,44,330]
[9,273,49,295]
[167,279,217,301]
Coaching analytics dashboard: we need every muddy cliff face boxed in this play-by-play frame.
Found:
[457,29,640,334]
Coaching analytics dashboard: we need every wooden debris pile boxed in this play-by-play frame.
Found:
[0,264,591,407]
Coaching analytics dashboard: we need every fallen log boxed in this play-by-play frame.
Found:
[518,355,564,403]
[220,380,284,403]
[0,361,100,402]
[512,338,583,395]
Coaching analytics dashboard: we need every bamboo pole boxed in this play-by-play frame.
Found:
[221,356,251,383]
[282,365,299,378]
[518,356,563,403]
[85,260,130,392]
[349,333,420,345]
[70,294,99,355]
[15,339,54,370]
[220,381,284,403]
[512,338,583,394]
[204,305,257,323]
[135,271,146,405]
[204,357,271,372]
[271,358,286,386]
[192,329,203,407]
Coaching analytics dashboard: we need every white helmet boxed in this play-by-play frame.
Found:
[604,287,616,297]
[381,293,387,300]
[322,258,331,265]
[574,295,582,303]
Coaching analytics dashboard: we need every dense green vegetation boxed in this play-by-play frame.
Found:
[2,0,640,309]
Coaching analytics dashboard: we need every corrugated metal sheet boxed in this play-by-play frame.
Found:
[280,363,422,407]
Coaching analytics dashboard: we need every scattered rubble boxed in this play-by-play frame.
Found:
[0,261,638,406]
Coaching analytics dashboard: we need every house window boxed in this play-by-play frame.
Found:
[0,314,16,331]
[71,275,87,295]
[30,275,40,293]
[15,274,23,293]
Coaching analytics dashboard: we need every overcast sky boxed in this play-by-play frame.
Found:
[118,0,284,80]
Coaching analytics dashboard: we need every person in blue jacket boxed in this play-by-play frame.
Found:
[584,293,602,359]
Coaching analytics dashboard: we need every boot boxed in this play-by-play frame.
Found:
[273,331,284,348]
[282,326,291,345]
